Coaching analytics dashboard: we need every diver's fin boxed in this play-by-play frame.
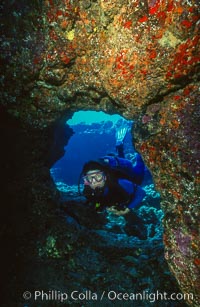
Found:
[116,125,128,146]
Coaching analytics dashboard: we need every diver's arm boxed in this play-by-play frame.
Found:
[127,185,146,209]
[119,179,146,209]
[107,179,134,215]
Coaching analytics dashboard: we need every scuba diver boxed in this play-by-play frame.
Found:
[79,123,146,216]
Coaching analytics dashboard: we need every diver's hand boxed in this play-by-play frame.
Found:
[107,206,130,216]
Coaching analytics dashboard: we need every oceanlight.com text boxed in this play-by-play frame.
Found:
[23,289,194,303]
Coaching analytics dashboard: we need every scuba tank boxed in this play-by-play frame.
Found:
[98,153,145,185]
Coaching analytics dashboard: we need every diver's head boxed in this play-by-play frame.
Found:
[83,169,106,190]
[81,160,109,192]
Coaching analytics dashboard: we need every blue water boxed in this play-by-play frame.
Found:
[51,111,133,186]
[67,110,124,125]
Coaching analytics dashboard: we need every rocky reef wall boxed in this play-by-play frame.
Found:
[1,0,199,306]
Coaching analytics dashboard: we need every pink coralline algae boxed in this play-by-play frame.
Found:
[174,229,192,256]
[142,115,152,124]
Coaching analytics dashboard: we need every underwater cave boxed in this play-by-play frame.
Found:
[1,0,199,306]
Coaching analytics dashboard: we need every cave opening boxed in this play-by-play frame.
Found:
[50,110,163,241]
[51,110,134,190]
